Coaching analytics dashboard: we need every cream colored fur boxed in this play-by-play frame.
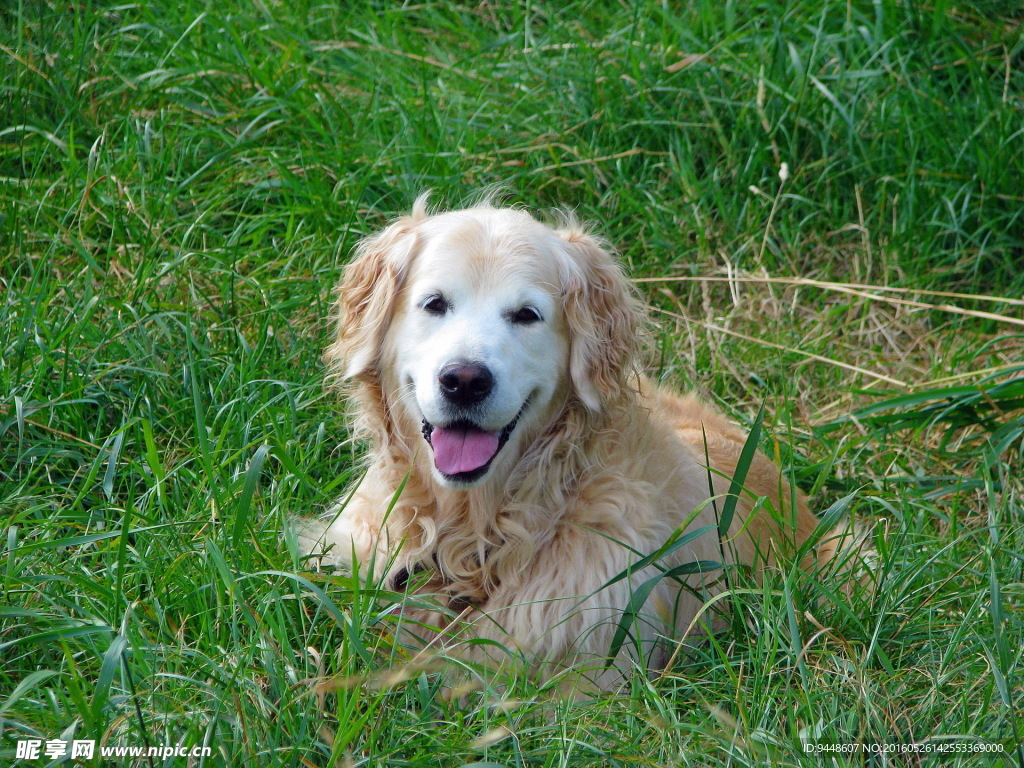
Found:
[295,197,854,690]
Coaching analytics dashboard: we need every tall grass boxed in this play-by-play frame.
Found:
[2,1,1022,766]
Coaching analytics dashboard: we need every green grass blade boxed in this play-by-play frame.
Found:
[233,443,271,547]
[90,635,128,724]
[719,401,766,538]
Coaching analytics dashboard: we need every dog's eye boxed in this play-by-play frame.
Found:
[422,295,449,316]
[510,306,542,325]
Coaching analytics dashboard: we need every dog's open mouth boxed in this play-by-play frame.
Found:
[421,403,528,482]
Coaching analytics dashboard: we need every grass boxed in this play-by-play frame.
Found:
[2,0,1022,765]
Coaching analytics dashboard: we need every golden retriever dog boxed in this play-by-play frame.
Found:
[296,196,856,690]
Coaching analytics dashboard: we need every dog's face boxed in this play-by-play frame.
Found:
[329,200,639,489]
[392,212,569,486]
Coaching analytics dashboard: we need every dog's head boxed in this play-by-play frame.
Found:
[326,197,641,488]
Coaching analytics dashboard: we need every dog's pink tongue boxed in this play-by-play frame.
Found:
[431,426,501,475]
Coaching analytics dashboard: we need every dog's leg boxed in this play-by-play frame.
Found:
[290,466,400,579]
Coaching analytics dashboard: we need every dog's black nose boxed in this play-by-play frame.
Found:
[438,361,494,406]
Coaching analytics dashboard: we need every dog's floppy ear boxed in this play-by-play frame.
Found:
[325,201,426,381]
[557,226,643,411]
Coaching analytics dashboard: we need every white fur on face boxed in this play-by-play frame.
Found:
[390,210,570,488]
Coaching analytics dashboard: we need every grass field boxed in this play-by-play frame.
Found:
[2,0,1023,765]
